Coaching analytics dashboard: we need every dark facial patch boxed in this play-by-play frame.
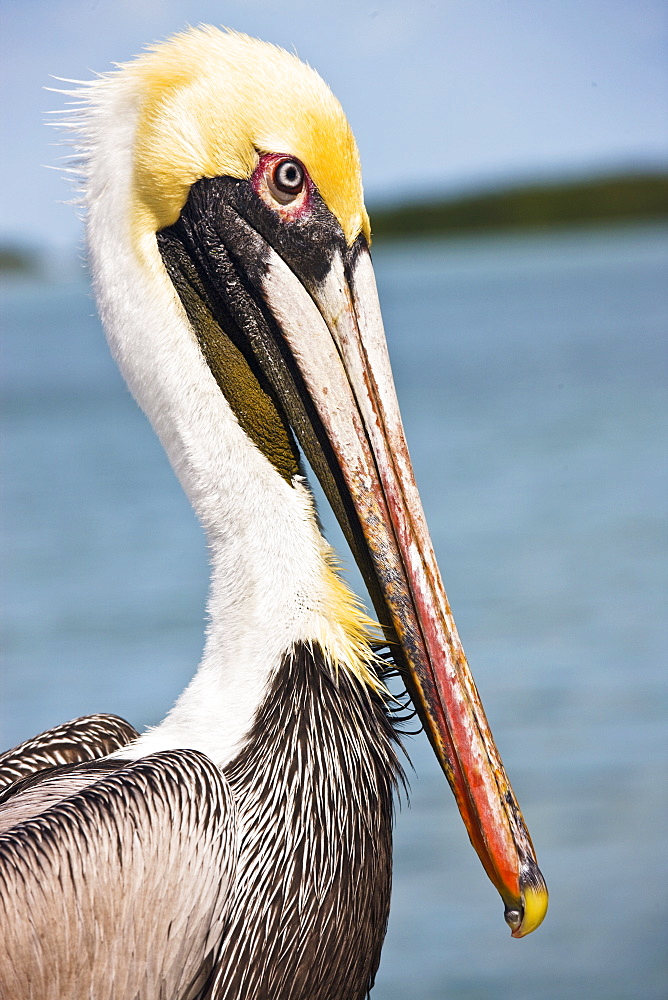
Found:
[158,221,301,483]
[157,177,390,654]
[213,171,347,286]
[157,175,349,485]
[157,176,367,544]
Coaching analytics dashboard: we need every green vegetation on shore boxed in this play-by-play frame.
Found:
[369,171,668,241]
[0,246,43,276]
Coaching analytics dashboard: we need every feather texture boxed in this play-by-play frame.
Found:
[0,644,399,1000]
[0,752,237,1000]
[0,714,139,793]
[214,642,400,999]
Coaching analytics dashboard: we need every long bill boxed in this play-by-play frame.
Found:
[259,240,548,938]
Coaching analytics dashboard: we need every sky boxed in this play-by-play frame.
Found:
[1,0,666,250]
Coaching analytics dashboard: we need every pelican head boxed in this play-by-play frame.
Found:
[72,26,547,937]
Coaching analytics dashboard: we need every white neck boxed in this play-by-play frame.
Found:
[81,77,339,767]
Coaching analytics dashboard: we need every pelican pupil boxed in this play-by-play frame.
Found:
[274,160,303,193]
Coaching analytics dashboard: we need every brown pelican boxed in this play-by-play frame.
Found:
[0,27,547,999]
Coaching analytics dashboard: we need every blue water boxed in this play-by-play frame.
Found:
[2,225,667,998]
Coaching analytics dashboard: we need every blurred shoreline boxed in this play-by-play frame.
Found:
[2,169,666,278]
[368,169,668,240]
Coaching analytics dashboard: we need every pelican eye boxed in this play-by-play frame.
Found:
[267,158,305,204]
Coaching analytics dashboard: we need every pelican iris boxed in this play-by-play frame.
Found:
[0,27,547,1000]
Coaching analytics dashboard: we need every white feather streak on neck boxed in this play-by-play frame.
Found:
[80,75,352,768]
